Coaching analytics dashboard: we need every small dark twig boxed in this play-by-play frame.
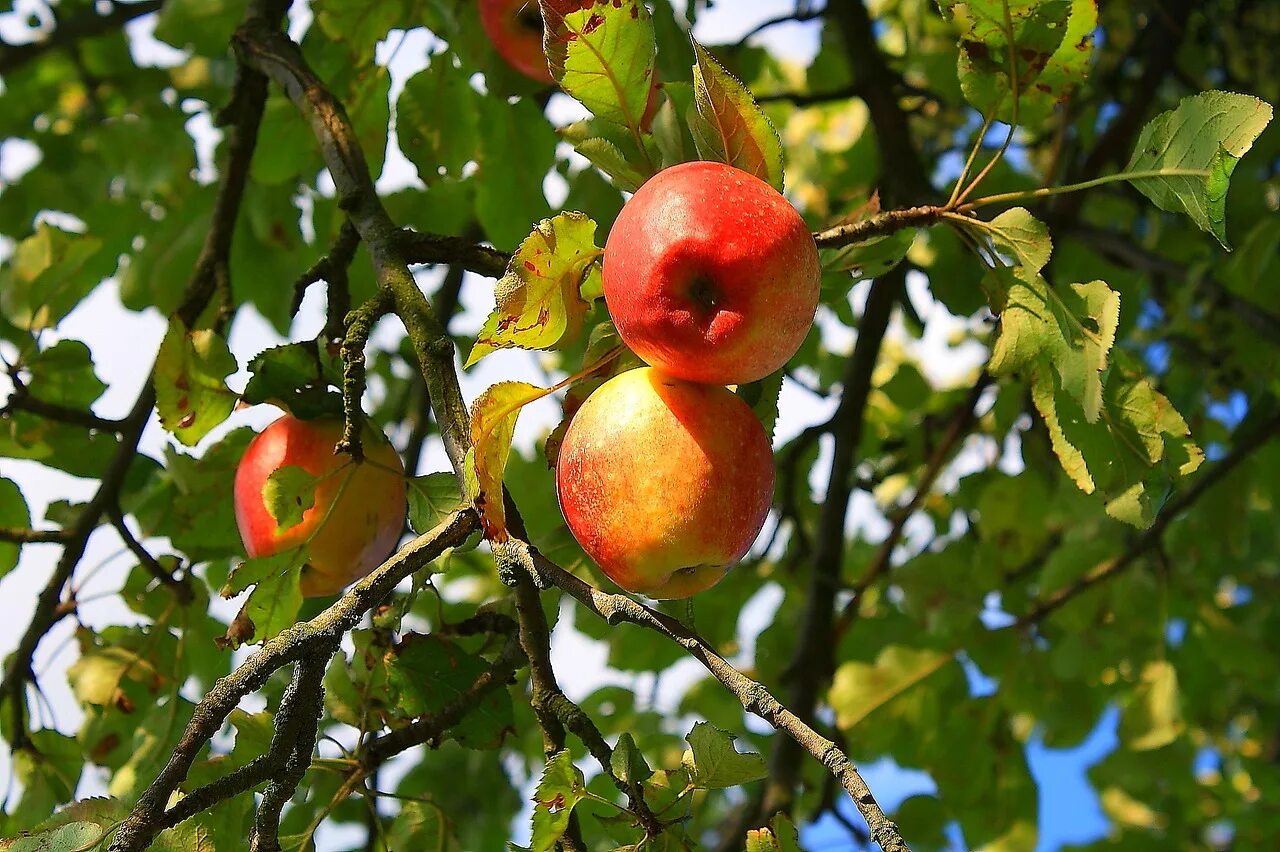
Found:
[107,510,192,603]
[1,388,125,433]
[812,206,943,249]
[395,230,510,278]
[0,527,70,545]
[291,221,361,339]
[336,291,393,461]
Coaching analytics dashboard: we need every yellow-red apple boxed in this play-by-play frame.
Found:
[234,415,407,597]
[555,367,774,599]
[602,161,821,385]
[479,0,554,84]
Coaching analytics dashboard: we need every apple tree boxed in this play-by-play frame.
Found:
[1,1,1277,850]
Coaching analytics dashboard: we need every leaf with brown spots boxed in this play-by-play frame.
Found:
[154,317,238,447]
[466,212,603,367]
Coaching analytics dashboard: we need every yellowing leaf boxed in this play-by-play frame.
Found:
[690,39,784,191]
[1120,660,1183,750]
[468,382,546,540]
[828,646,951,730]
[542,0,656,134]
[530,750,586,852]
[465,212,603,367]
[1126,91,1273,249]
[154,318,238,447]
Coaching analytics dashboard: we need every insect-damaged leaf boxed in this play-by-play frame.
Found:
[466,212,603,367]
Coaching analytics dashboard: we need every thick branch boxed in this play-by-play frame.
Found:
[250,655,329,852]
[1016,409,1280,627]
[107,510,479,852]
[234,21,473,479]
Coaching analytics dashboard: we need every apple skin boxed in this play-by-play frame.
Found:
[234,415,407,597]
[602,161,821,385]
[555,367,774,599]
[479,0,554,84]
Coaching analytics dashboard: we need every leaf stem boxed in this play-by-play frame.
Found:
[960,168,1210,210]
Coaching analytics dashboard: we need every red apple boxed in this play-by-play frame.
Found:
[479,0,554,84]
[556,367,774,599]
[234,415,407,597]
[602,161,821,385]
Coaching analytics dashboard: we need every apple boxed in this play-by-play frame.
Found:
[602,161,821,385]
[556,367,774,599]
[479,0,554,84]
[234,415,407,597]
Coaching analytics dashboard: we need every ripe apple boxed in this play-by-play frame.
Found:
[602,161,821,385]
[556,367,774,599]
[234,415,407,597]
[479,0,554,84]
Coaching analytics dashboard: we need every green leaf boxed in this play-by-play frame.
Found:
[397,58,481,182]
[682,721,767,789]
[1032,358,1204,527]
[735,369,784,442]
[475,96,556,249]
[262,465,320,534]
[0,223,108,332]
[557,121,649,192]
[689,40,784,191]
[1119,661,1183,751]
[821,228,915,281]
[989,269,1119,424]
[1125,91,1273,248]
[384,634,514,749]
[5,821,104,852]
[610,732,652,785]
[221,551,305,647]
[9,730,84,830]
[828,646,951,730]
[530,750,586,852]
[466,213,603,366]
[154,0,248,57]
[387,801,461,852]
[154,318,238,447]
[746,814,803,852]
[939,0,1074,123]
[407,473,467,535]
[66,645,164,707]
[985,207,1053,277]
[542,0,657,134]
[467,381,547,538]
[241,341,344,421]
[22,340,107,409]
[0,477,30,579]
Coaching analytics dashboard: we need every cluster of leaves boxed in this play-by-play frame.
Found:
[1,0,1279,850]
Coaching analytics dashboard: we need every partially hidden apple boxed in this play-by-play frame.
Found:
[602,161,821,385]
[556,367,774,599]
[479,0,554,84]
[234,415,407,597]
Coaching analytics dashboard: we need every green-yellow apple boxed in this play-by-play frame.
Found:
[602,161,821,385]
[479,0,554,84]
[234,415,407,597]
[555,367,774,599]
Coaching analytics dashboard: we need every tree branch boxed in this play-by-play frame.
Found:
[833,373,991,639]
[234,20,473,480]
[107,509,479,852]
[0,527,70,545]
[0,388,124,432]
[396,229,510,278]
[811,205,942,249]
[516,541,910,852]
[107,509,190,602]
